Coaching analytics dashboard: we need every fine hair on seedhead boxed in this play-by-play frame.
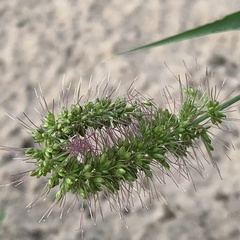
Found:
[0,68,239,234]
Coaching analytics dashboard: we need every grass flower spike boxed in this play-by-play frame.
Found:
[1,78,240,230]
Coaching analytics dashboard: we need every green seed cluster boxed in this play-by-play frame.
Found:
[25,97,142,199]
[24,87,227,201]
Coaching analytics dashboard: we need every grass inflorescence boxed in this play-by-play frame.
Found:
[1,78,240,230]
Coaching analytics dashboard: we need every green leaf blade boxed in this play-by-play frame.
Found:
[120,11,240,54]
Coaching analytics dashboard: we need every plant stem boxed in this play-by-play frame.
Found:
[193,94,240,125]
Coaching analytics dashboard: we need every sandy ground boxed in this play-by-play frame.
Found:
[0,1,240,239]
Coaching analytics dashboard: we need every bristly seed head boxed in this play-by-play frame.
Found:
[1,77,239,231]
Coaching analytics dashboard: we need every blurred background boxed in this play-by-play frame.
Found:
[0,1,240,239]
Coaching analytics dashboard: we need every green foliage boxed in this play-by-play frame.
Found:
[120,11,240,54]
[0,208,5,225]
